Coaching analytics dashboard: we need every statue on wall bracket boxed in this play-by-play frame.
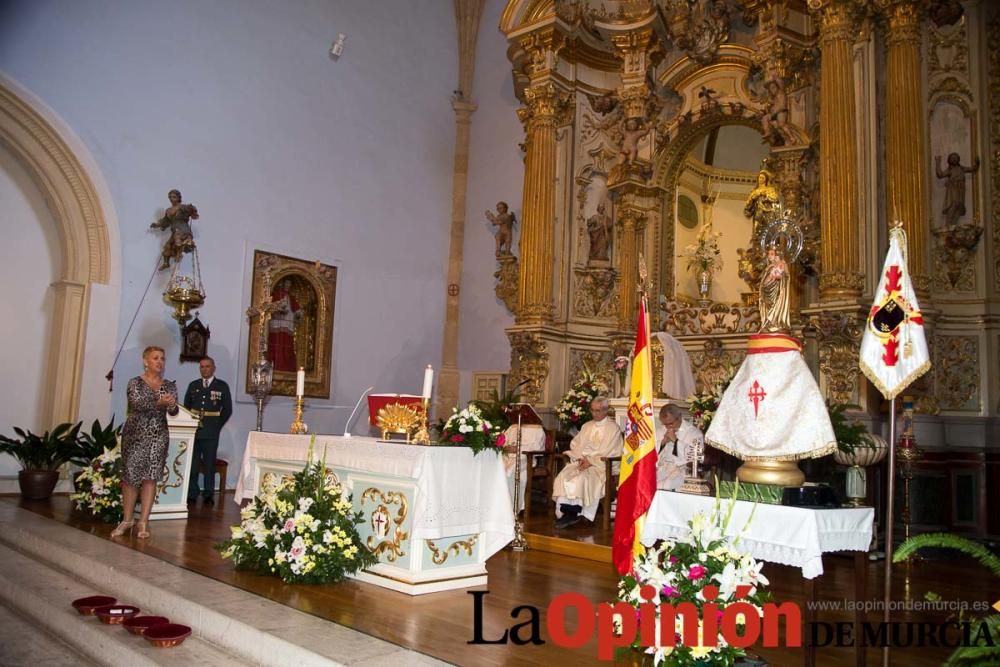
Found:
[486,201,519,313]
[932,152,983,291]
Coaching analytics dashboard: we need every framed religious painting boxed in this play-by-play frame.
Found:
[245,250,337,398]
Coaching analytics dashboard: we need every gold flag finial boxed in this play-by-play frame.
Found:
[637,254,650,297]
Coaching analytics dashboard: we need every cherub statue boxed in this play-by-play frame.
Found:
[935,152,980,227]
[618,117,649,165]
[150,189,198,270]
[485,201,517,257]
[760,78,791,146]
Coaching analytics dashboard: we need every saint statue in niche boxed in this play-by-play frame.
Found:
[744,168,779,239]
[150,189,199,270]
[586,202,613,263]
[267,276,315,373]
[934,152,980,227]
[758,244,790,333]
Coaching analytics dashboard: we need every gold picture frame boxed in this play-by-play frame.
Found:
[245,250,337,398]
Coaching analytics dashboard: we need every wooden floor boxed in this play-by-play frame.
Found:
[9,494,999,667]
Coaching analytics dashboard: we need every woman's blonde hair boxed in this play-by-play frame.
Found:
[142,345,165,359]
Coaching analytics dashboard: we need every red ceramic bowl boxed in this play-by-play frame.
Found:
[71,596,116,615]
[94,604,141,624]
[123,615,170,636]
[144,623,192,647]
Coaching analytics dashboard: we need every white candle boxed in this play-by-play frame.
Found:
[422,365,433,399]
[296,368,305,397]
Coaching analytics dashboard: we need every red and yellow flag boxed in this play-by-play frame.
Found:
[612,295,658,575]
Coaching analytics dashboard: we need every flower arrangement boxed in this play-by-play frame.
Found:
[555,369,609,431]
[687,377,732,434]
[613,355,630,395]
[437,403,505,455]
[616,499,770,666]
[71,447,124,524]
[216,441,376,584]
[680,227,724,275]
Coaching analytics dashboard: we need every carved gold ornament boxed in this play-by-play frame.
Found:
[157,439,188,496]
[361,488,409,562]
[376,403,420,441]
[425,535,479,565]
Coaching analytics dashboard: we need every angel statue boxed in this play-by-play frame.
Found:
[151,189,199,270]
[485,201,517,257]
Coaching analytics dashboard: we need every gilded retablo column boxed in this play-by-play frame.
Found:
[813,0,864,299]
[878,0,930,293]
[615,206,645,331]
[516,79,568,324]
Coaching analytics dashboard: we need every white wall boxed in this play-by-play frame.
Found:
[457,0,525,395]
[0,146,58,474]
[0,0,459,475]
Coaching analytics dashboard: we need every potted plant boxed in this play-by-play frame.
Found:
[0,421,81,499]
[827,402,887,507]
[69,417,121,469]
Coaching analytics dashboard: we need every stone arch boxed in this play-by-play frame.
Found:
[0,75,113,425]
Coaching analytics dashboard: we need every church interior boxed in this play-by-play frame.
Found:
[2,0,1000,665]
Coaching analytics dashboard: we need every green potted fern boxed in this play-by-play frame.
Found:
[0,422,81,499]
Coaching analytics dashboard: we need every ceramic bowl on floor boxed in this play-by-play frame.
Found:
[71,596,116,615]
[144,623,192,647]
[94,604,141,624]
[122,615,170,635]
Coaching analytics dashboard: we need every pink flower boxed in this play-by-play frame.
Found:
[450,434,464,443]
[283,519,295,532]
[661,586,678,598]
[496,433,506,447]
[290,545,304,558]
[668,555,678,564]
[688,564,707,580]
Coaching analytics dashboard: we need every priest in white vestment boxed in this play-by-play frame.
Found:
[655,404,704,491]
[501,423,547,513]
[552,397,623,528]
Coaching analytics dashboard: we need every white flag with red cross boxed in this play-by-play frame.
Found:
[859,225,931,400]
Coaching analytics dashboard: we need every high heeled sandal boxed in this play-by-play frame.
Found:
[136,521,150,539]
[111,520,134,538]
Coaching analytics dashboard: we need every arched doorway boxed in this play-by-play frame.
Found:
[0,75,113,428]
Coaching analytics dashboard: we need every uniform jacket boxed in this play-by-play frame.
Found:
[184,377,232,439]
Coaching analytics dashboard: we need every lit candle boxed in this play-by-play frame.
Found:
[296,368,305,397]
[422,365,433,399]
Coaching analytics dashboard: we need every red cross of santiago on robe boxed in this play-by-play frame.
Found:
[748,380,766,418]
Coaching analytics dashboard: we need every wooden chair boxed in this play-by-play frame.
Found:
[199,458,228,496]
[554,450,621,530]
[522,430,557,524]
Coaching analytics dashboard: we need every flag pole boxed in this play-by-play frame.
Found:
[882,397,896,667]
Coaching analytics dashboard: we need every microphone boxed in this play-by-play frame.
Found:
[343,386,375,438]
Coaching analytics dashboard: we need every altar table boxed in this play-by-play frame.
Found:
[642,492,874,667]
[235,432,515,594]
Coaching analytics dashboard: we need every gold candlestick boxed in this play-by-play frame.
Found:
[412,397,431,444]
[290,396,307,434]
[509,414,528,552]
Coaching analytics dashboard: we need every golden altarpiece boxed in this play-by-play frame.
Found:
[493,0,1000,510]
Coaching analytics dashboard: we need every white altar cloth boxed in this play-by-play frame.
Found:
[235,432,515,559]
[640,492,873,579]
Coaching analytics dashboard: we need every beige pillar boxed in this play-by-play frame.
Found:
[879,0,930,293]
[45,280,89,425]
[814,0,864,300]
[435,0,484,413]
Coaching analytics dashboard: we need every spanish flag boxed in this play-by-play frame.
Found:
[612,295,659,575]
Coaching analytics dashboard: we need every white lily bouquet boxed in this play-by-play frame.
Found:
[616,498,770,666]
[217,438,376,584]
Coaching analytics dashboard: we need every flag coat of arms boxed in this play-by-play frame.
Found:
[859,226,931,399]
[612,296,658,575]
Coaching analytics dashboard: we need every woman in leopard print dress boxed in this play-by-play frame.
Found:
[113,346,179,539]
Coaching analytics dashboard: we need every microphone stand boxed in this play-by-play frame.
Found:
[343,386,375,438]
[510,410,528,552]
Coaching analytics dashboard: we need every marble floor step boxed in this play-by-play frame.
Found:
[0,503,446,666]
[0,599,99,667]
[0,541,246,667]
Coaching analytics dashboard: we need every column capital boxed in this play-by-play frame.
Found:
[809,0,864,43]
[875,0,924,46]
[522,82,573,124]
